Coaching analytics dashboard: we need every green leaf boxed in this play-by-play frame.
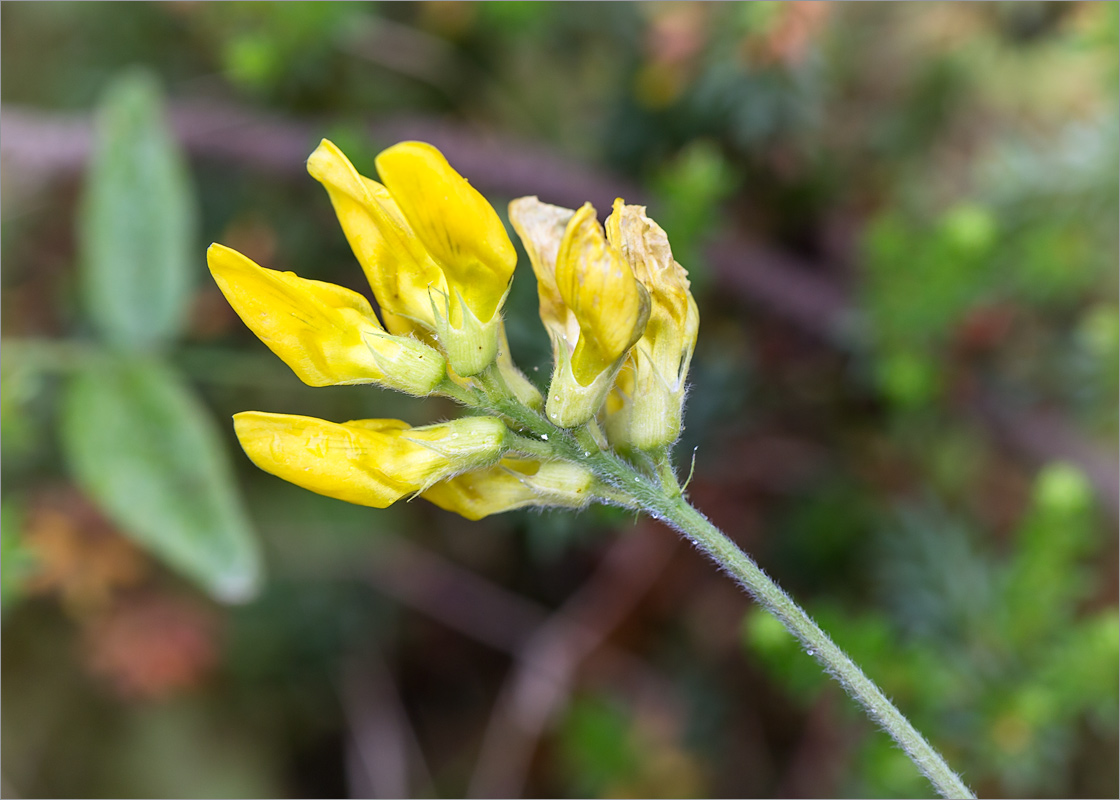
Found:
[61,358,262,602]
[78,69,196,349]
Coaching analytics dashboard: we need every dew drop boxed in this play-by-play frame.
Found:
[583,451,591,457]
[541,434,549,440]
[806,649,815,657]
[533,366,539,372]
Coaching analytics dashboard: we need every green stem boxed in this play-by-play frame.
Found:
[469,359,971,798]
[650,446,681,497]
[568,430,971,798]
[506,433,555,460]
[658,511,971,796]
[436,376,482,406]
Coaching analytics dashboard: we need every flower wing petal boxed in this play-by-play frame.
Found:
[208,243,384,386]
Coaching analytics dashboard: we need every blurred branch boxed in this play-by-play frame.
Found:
[972,392,1120,517]
[291,532,684,726]
[363,537,545,654]
[468,521,680,799]
[341,654,432,800]
[0,102,644,210]
[3,103,1114,516]
[359,536,682,710]
[283,525,683,797]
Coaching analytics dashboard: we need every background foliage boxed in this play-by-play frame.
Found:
[2,3,1116,797]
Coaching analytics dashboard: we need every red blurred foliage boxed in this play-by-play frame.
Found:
[752,1,833,68]
[83,593,219,701]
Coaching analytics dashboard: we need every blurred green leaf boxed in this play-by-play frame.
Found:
[78,69,196,350]
[741,605,827,703]
[558,695,640,797]
[61,358,261,602]
[651,139,737,290]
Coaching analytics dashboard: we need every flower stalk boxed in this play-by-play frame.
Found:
[460,372,974,800]
[209,137,973,799]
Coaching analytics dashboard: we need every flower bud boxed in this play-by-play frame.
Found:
[604,200,699,450]
[233,413,508,508]
[207,244,446,396]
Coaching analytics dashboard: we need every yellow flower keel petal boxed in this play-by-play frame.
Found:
[307,140,446,336]
[603,199,699,449]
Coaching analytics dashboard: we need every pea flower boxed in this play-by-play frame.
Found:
[233,413,509,508]
[509,197,650,427]
[212,142,694,520]
[308,139,515,378]
[207,243,446,396]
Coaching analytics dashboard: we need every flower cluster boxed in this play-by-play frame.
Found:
[209,140,698,519]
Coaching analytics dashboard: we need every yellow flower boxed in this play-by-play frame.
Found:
[207,243,446,396]
[509,197,649,427]
[233,412,509,508]
[604,199,700,450]
[306,139,445,339]
[308,139,517,376]
[422,457,596,520]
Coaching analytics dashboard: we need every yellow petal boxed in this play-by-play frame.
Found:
[307,140,447,336]
[233,413,442,508]
[208,244,446,394]
[422,457,595,520]
[555,203,650,386]
[375,141,516,322]
[508,196,579,343]
[234,413,509,508]
[603,200,700,449]
[421,461,540,520]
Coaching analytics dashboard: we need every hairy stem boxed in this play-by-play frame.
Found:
[470,358,972,798]
[568,431,972,797]
[657,498,972,798]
